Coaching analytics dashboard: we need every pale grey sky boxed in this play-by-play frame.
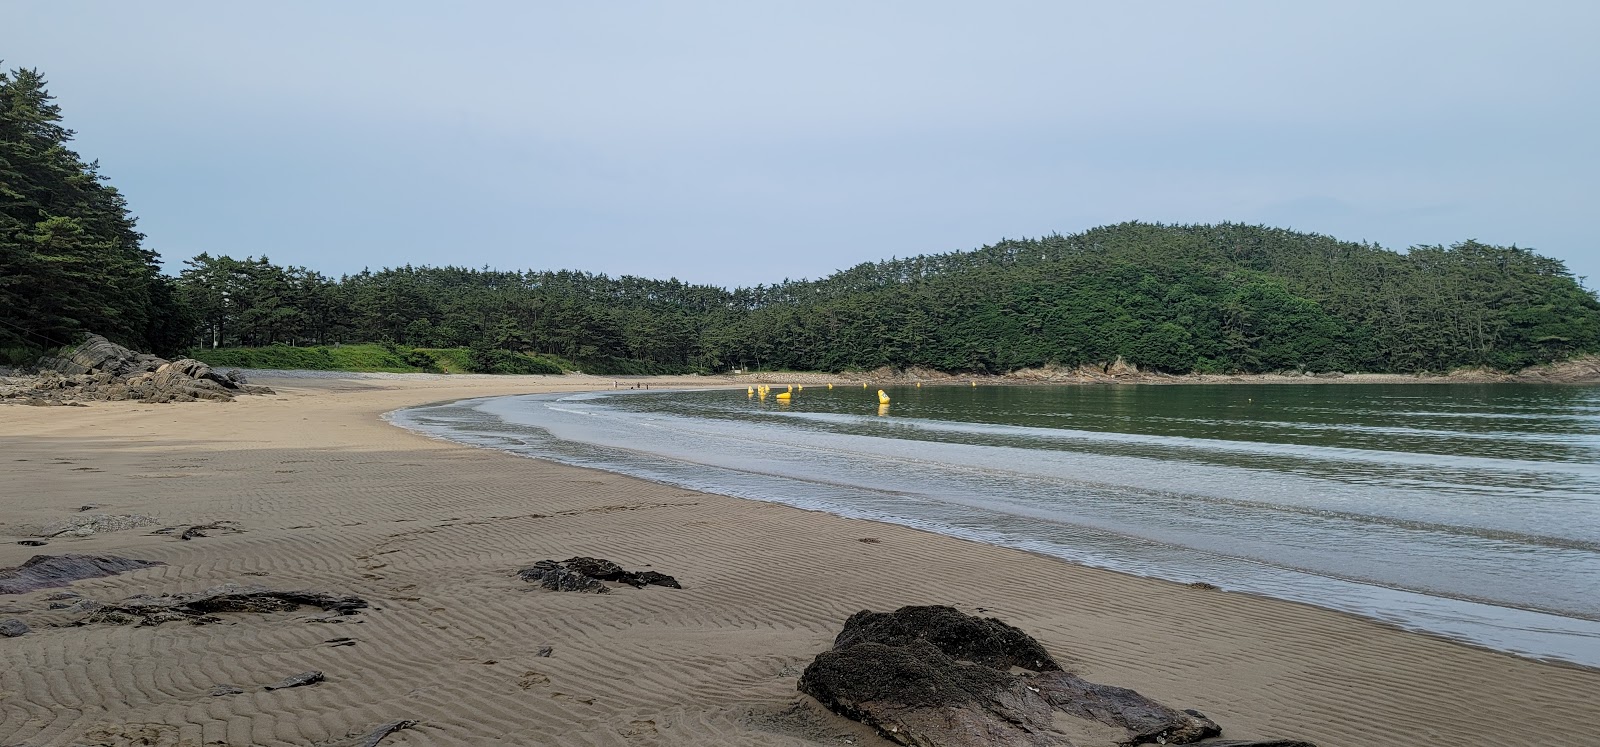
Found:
[4,1,1596,287]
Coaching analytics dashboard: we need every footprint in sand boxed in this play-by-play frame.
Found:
[517,671,549,689]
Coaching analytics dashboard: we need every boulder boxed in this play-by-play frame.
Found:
[800,606,1245,747]
[799,639,1063,747]
[0,619,29,637]
[833,605,1060,672]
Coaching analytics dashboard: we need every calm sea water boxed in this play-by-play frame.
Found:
[388,383,1600,667]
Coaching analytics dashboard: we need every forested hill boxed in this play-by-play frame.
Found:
[4,67,1597,376]
[165,223,1599,375]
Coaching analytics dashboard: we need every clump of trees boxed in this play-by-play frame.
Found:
[0,68,183,360]
[4,66,1597,375]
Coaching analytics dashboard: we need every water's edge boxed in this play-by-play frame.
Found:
[385,390,1600,670]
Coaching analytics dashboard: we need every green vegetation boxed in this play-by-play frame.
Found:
[187,344,569,375]
[5,65,1598,376]
[0,68,183,354]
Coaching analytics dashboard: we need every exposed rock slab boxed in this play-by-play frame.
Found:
[80,584,367,626]
[0,554,165,595]
[264,670,324,690]
[31,513,160,538]
[1033,671,1218,744]
[0,619,29,637]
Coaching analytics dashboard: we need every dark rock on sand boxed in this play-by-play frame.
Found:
[621,570,681,589]
[518,560,610,593]
[15,540,47,547]
[80,584,367,626]
[800,639,1062,747]
[834,605,1060,672]
[263,670,325,690]
[1198,742,1318,747]
[562,556,625,580]
[1033,671,1218,744]
[0,554,164,595]
[518,557,682,592]
[0,619,29,637]
[800,605,1234,747]
[536,645,553,657]
[208,684,245,696]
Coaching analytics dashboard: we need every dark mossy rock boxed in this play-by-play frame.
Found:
[1032,671,1219,744]
[80,585,366,626]
[517,560,610,593]
[834,605,1060,672]
[561,556,624,580]
[799,639,1062,747]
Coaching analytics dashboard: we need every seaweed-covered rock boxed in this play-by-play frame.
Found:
[517,557,681,592]
[834,605,1060,672]
[0,554,164,595]
[562,556,624,580]
[517,560,610,593]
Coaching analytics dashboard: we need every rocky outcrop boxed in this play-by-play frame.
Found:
[800,605,1309,747]
[0,619,29,637]
[1,334,272,404]
[0,554,165,595]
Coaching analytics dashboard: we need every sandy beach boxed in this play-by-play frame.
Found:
[3,374,1599,747]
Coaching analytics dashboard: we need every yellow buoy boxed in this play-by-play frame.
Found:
[915,382,921,388]
[877,389,891,405]
[971,381,977,387]
[747,386,754,397]
[798,385,803,391]
[827,383,833,390]
[776,391,791,401]
[787,384,793,392]
[863,382,869,389]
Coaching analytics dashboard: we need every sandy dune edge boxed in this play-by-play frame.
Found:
[1,374,1596,747]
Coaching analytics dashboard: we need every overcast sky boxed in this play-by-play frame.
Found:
[4,1,1596,288]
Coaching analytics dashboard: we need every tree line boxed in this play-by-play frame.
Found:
[5,67,1598,374]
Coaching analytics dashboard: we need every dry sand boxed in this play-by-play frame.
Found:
[2,374,1598,747]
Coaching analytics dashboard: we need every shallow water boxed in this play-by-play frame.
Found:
[389,382,1600,667]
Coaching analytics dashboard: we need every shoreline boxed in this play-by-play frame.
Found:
[3,374,1599,746]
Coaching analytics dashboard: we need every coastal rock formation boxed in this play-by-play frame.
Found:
[799,605,1244,747]
[0,618,29,637]
[79,584,367,626]
[0,554,165,595]
[516,557,682,592]
[0,334,272,404]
